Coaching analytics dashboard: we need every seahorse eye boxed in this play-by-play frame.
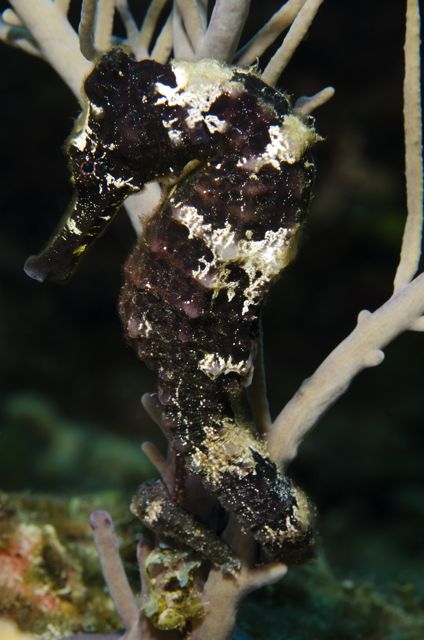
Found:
[81,161,95,174]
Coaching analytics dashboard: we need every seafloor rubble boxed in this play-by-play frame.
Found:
[0,491,128,639]
[1,491,424,640]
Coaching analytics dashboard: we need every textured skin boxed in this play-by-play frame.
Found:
[25,50,318,565]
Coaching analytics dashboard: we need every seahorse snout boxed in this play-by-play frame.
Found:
[24,254,63,283]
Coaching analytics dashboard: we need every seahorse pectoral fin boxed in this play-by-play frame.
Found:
[24,193,123,283]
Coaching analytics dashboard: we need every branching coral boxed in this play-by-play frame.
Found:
[1,1,422,640]
[269,0,424,464]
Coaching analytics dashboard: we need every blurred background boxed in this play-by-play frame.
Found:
[0,0,423,602]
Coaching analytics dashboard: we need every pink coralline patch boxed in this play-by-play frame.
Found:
[0,523,68,613]
[1,524,41,586]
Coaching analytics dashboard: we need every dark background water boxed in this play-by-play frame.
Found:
[0,0,423,598]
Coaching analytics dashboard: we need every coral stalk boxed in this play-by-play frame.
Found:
[269,272,424,466]
[9,0,91,99]
[393,0,423,291]
[196,0,251,61]
[269,0,423,466]
[237,0,306,65]
[135,0,168,59]
[89,510,139,631]
[261,0,325,85]
[294,86,335,116]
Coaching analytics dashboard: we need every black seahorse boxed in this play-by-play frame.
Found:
[25,50,320,568]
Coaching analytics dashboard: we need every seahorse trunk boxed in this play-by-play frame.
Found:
[120,150,315,563]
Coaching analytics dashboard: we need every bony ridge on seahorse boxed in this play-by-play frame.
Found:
[25,49,321,571]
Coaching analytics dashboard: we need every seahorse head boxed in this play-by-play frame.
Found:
[24,49,319,284]
[24,50,187,283]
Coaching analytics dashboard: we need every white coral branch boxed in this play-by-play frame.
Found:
[268,0,423,467]
[89,510,140,630]
[191,562,287,640]
[196,0,208,33]
[268,272,424,466]
[79,0,98,59]
[125,183,163,235]
[172,1,196,60]
[237,0,306,66]
[150,11,173,63]
[94,0,116,53]
[412,316,424,331]
[176,0,205,52]
[261,0,326,86]
[2,7,22,26]
[196,0,251,62]
[0,13,40,57]
[141,441,170,486]
[8,0,91,100]
[55,0,71,15]
[79,0,116,59]
[134,0,168,59]
[393,0,423,291]
[294,86,335,115]
[116,0,139,48]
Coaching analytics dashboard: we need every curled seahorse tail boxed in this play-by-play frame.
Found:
[131,479,240,574]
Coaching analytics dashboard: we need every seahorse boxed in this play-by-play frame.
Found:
[25,49,320,568]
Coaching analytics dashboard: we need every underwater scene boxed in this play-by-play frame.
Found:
[0,1,423,639]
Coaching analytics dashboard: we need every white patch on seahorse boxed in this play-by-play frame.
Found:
[173,205,239,300]
[172,204,299,314]
[162,117,184,145]
[91,103,104,117]
[204,114,228,134]
[143,499,163,526]
[188,418,268,487]
[67,218,82,235]
[168,129,184,145]
[72,125,91,152]
[198,352,251,380]
[71,103,100,153]
[105,174,136,190]
[138,314,153,337]
[238,115,321,171]
[155,60,241,130]
[237,227,298,315]
[162,117,179,128]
